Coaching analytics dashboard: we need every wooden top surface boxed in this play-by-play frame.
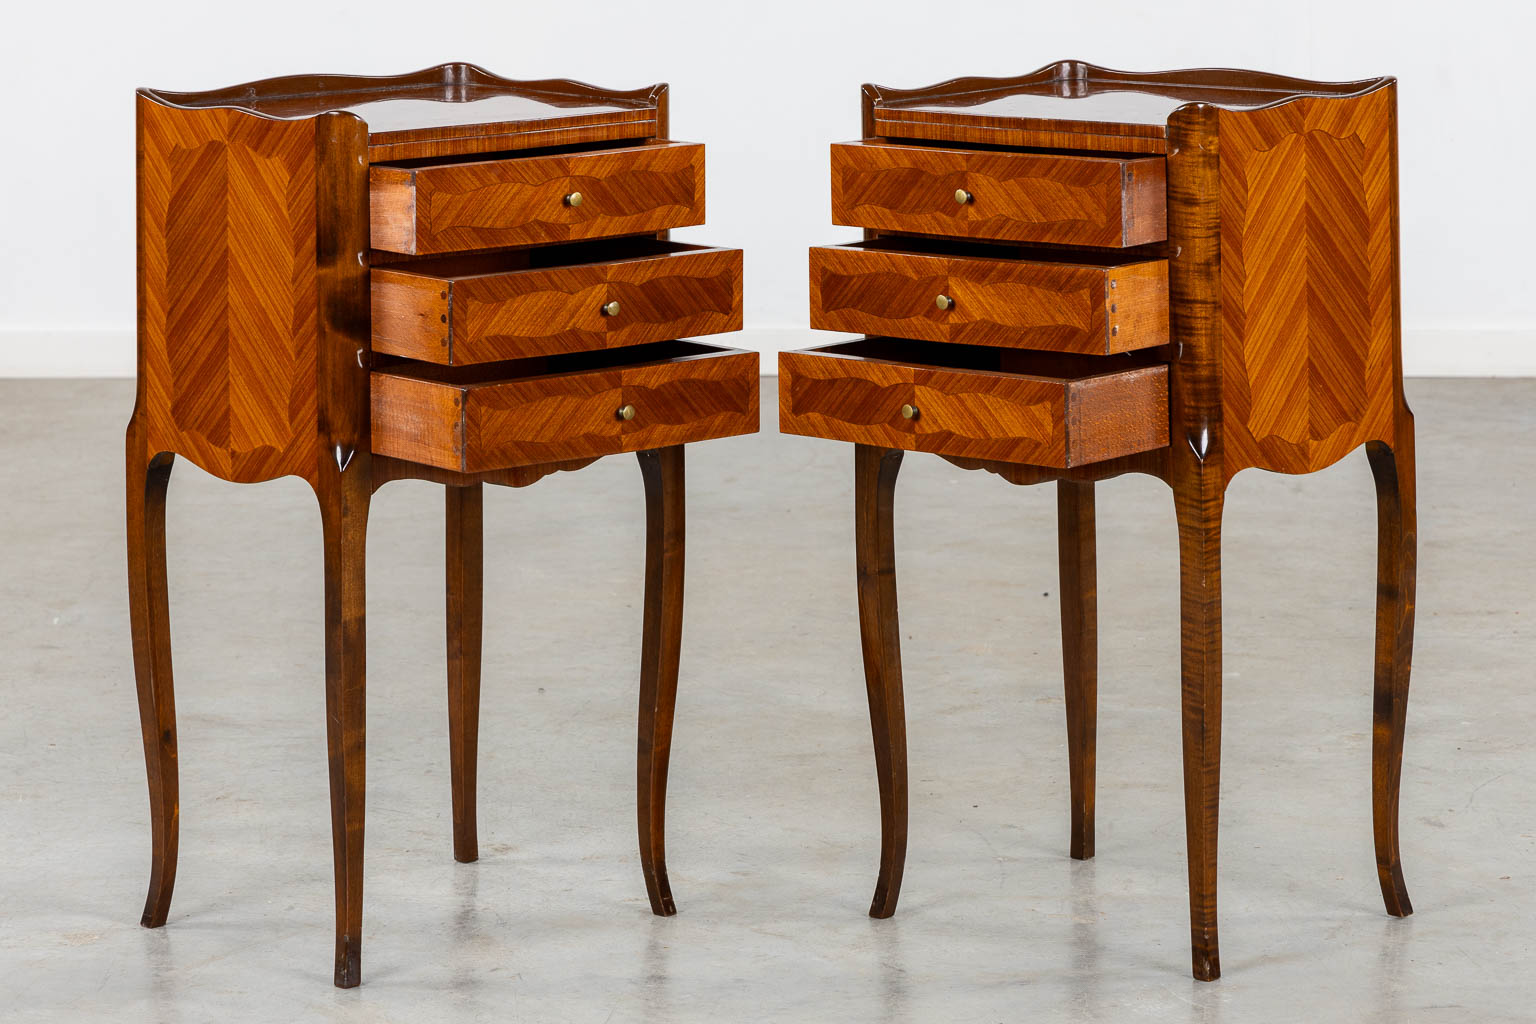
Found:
[139,64,662,159]
[869,61,1392,145]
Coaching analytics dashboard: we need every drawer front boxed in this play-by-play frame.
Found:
[372,244,743,364]
[830,141,1165,247]
[810,244,1167,355]
[778,341,1167,468]
[372,343,758,472]
[371,142,706,255]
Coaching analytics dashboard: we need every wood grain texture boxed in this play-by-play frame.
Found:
[370,142,705,255]
[125,434,178,930]
[1369,421,1416,920]
[779,342,1168,468]
[862,61,1392,154]
[312,110,374,990]
[1165,102,1226,984]
[371,344,758,472]
[372,243,742,364]
[1057,481,1097,861]
[854,445,908,918]
[831,140,1166,247]
[142,64,664,162]
[636,446,685,916]
[445,484,483,864]
[1218,86,1396,480]
[136,95,320,485]
[810,242,1167,354]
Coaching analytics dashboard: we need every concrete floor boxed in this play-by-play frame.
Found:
[1,375,1533,1022]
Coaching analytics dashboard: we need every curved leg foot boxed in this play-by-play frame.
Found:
[1175,476,1224,981]
[637,447,684,917]
[855,445,907,919]
[1368,426,1416,918]
[446,484,484,864]
[318,469,369,987]
[127,422,178,928]
[1057,481,1098,861]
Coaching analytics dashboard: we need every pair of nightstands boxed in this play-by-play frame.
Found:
[129,62,1414,987]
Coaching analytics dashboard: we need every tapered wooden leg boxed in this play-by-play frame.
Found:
[446,484,484,864]
[1057,480,1097,861]
[854,445,907,919]
[1368,422,1416,919]
[636,447,684,916]
[1175,476,1224,981]
[317,470,369,988]
[127,422,178,929]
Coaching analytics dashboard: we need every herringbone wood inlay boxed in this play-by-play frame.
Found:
[370,142,705,255]
[372,344,758,472]
[1218,87,1395,478]
[779,343,1168,468]
[831,140,1166,247]
[138,97,319,483]
[372,244,742,364]
[810,243,1167,354]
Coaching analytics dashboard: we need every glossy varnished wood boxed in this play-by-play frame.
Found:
[810,240,1167,355]
[135,94,321,485]
[863,60,1391,154]
[1217,86,1397,481]
[831,140,1166,248]
[370,142,706,255]
[779,340,1169,468]
[371,240,742,364]
[142,64,664,161]
[125,435,177,928]
[1057,481,1097,861]
[790,66,1414,982]
[445,484,483,864]
[854,445,908,917]
[132,67,749,988]
[636,447,685,916]
[371,342,758,473]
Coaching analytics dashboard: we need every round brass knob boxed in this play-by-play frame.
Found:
[934,294,954,311]
[617,404,636,421]
[564,192,584,207]
[601,300,621,317]
[954,188,973,205]
[900,404,919,420]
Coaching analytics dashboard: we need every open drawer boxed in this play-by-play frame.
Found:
[779,337,1167,468]
[811,237,1167,355]
[830,139,1166,247]
[370,141,706,255]
[373,340,758,472]
[372,237,742,364]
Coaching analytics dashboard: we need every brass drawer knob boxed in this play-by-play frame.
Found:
[617,404,637,421]
[934,294,954,311]
[564,191,584,207]
[900,404,919,420]
[601,300,621,317]
[954,188,973,205]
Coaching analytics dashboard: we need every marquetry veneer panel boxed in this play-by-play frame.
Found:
[810,241,1167,355]
[372,341,758,472]
[831,140,1166,247]
[779,339,1167,468]
[372,240,742,364]
[370,142,706,254]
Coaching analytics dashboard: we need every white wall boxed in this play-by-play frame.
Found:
[1,0,1529,375]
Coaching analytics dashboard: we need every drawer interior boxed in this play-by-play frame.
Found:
[843,235,1165,265]
[377,237,723,279]
[810,337,1164,381]
[376,339,738,387]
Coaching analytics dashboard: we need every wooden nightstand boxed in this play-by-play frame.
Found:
[127,64,756,987]
[780,61,1414,980]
